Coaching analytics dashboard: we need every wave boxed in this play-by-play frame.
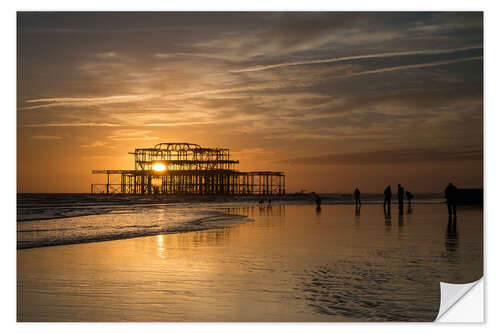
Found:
[17,208,252,249]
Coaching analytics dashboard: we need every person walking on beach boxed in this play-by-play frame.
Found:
[314,192,322,208]
[397,184,404,213]
[354,188,361,207]
[384,185,392,214]
[444,182,458,217]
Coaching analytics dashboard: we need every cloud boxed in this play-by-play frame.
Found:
[20,122,124,127]
[231,45,482,73]
[314,86,482,115]
[81,140,106,148]
[278,149,482,165]
[95,52,118,59]
[26,95,148,104]
[30,135,62,140]
[144,121,212,127]
[154,52,227,61]
[21,95,155,110]
[82,155,129,160]
[200,13,412,60]
[195,13,345,59]
[233,148,275,155]
[338,56,483,79]
[105,129,160,141]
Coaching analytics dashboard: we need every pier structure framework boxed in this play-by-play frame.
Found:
[91,142,285,196]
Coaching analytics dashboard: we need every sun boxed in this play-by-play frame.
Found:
[152,162,167,172]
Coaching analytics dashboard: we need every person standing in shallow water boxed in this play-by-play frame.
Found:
[444,182,458,217]
[384,185,392,214]
[354,188,361,207]
[397,184,404,213]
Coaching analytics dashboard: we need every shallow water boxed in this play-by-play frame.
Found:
[17,206,251,249]
[17,204,482,321]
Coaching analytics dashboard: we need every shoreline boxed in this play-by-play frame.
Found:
[17,192,467,224]
[17,198,449,223]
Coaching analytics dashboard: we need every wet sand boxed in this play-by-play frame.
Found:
[17,204,483,322]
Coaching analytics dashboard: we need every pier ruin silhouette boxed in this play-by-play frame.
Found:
[91,143,285,196]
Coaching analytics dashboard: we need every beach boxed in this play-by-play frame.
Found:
[17,201,482,322]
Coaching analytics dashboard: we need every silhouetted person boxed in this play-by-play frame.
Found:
[268,199,272,206]
[384,185,392,215]
[314,192,322,208]
[397,184,404,213]
[444,182,458,217]
[354,188,361,207]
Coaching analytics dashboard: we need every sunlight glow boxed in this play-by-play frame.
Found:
[152,162,167,172]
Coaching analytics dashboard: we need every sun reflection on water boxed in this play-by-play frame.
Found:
[157,235,166,259]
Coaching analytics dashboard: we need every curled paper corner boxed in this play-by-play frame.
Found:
[435,277,483,322]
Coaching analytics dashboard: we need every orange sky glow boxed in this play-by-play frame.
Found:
[17,12,483,193]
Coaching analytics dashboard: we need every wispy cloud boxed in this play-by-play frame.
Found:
[30,135,62,140]
[155,56,482,100]
[158,82,293,101]
[21,95,155,110]
[81,140,106,148]
[95,52,118,59]
[278,149,483,165]
[231,45,482,73]
[105,129,159,141]
[82,155,130,160]
[339,56,483,78]
[154,52,228,61]
[21,122,124,127]
[26,95,149,104]
[144,121,213,127]
[232,147,276,157]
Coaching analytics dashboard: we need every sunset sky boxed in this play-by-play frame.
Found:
[17,12,483,193]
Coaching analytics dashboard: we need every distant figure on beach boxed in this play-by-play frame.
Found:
[397,184,404,213]
[384,185,392,214]
[444,182,458,217]
[313,192,322,207]
[405,191,414,206]
[354,188,361,207]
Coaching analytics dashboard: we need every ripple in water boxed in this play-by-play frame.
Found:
[299,260,439,321]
